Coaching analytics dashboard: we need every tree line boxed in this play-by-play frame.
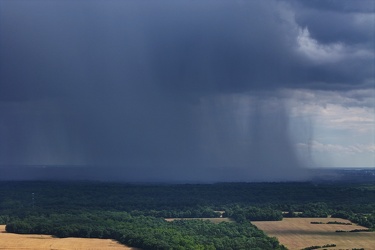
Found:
[5,211,286,250]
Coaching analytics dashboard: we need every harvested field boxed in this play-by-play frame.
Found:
[253,218,375,250]
[165,217,234,224]
[0,225,137,250]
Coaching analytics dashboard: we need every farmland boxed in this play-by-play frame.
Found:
[0,225,136,250]
[253,218,375,250]
[0,181,375,249]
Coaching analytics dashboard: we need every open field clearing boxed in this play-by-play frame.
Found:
[165,217,234,223]
[0,225,137,250]
[253,218,375,250]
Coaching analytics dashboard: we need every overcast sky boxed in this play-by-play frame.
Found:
[0,0,374,182]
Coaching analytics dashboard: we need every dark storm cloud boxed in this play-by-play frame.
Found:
[1,0,373,97]
[0,0,373,181]
[293,0,374,46]
[0,0,296,97]
[290,0,374,89]
[294,0,375,13]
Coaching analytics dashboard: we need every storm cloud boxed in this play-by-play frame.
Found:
[0,0,373,182]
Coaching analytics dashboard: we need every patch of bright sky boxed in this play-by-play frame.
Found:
[290,10,374,168]
[285,88,375,168]
[205,89,374,169]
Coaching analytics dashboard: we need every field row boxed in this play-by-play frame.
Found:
[253,218,375,250]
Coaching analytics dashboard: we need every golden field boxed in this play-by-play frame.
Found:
[0,225,137,250]
[253,218,375,250]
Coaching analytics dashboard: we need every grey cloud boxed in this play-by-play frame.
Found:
[1,0,373,101]
[0,0,373,181]
[293,0,375,14]
[293,6,374,47]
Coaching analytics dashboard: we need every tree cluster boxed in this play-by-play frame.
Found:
[5,211,286,250]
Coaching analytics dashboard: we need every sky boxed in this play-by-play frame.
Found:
[0,0,374,182]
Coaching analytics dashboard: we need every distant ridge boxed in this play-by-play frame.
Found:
[1,165,374,183]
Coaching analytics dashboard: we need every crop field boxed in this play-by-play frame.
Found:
[253,218,375,250]
[0,225,137,250]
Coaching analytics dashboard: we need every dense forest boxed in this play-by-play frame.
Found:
[1,181,375,249]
